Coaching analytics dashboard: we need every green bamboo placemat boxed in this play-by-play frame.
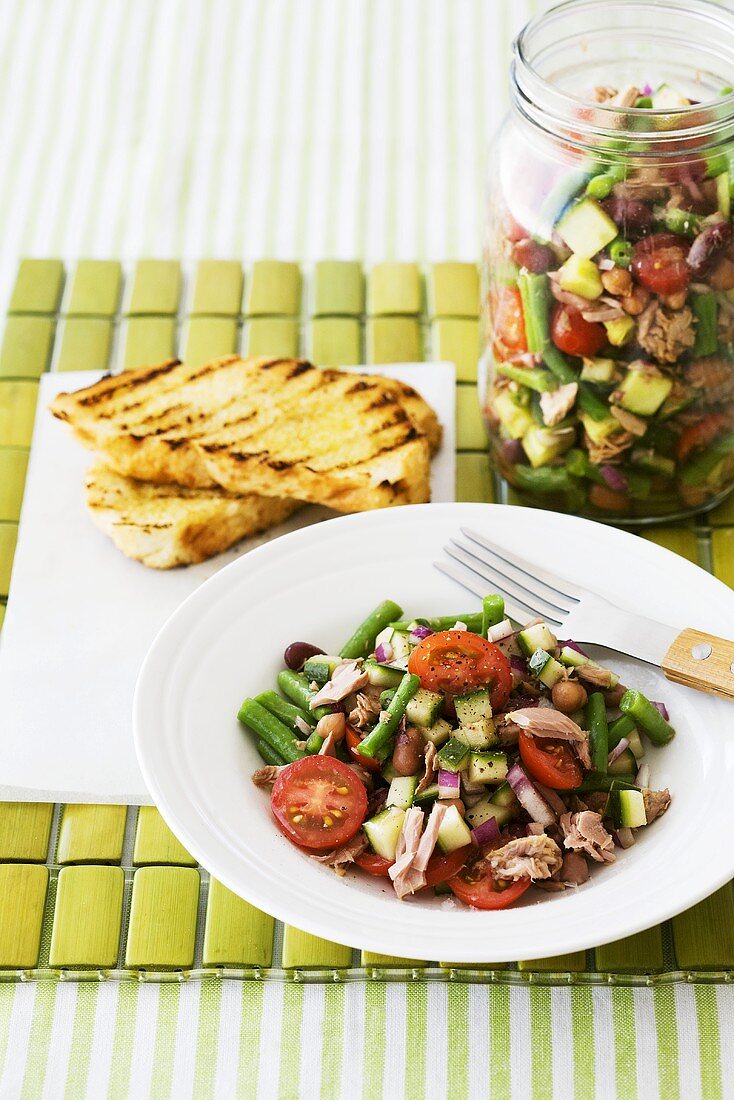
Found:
[0,257,733,983]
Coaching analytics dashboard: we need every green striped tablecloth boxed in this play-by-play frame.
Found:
[1,0,733,1096]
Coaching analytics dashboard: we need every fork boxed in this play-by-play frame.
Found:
[435,526,734,702]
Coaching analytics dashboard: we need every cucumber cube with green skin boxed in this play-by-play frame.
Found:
[652,83,690,109]
[493,389,536,440]
[559,645,588,668]
[465,798,514,830]
[491,782,518,808]
[364,659,405,689]
[579,411,622,445]
[454,688,492,726]
[405,687,444,728]
[468,751,508,785]
[717,171,731,218]
[303,654,341,685]
[363,806,406,860]
[617,370,673,416]
[607,747,637,778]
[454,721,498,750]
[536,653,566,688]
[522,425,575,469]
[580,357,618,384]
[436,804,473,853]
[386,775,419,810]
[436,737,470,773]
[413,784,439,807]
[604,315,635,346]
[558,254,603,299]
[517,622,557,657]
[556,198,618,258]
[607,787,647,828]
[389,631,413,661]
[420,718,453,747]
[626,728,645,760]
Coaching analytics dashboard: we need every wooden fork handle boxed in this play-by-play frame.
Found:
[662,628,734,701]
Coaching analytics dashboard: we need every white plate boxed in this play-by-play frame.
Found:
[0,363,454,805]
[134,502,734,963]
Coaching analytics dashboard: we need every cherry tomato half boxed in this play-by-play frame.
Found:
[631,232,690,296]
[518,731,582,790]
[355,852,393,876]
[423,844,472,888]
[408,630,512,709]
[550,303,607,357]
[676,412,731,462]
[271,756,368,851]
[491,285,528,354]
[447,846,532,910]
[345,724,382,775]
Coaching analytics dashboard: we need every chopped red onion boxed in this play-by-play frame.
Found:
[597,256,615,271]
[409,625,433,642]
[614,827,636,849]
[374,642,393,664]
[642,82,653,96]
[471,817,500,847]
[510,655,529,677]
[600,465,628,494]
[535,782,568,817]
[635,762,650,789]
[559,640,589,658]
[651,700,670,722]
[607,738,630,766]
[507,764,556,826]
[437,769,460,798]
[488,619,514,643]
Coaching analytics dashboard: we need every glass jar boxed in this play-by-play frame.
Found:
[480,0,734,523]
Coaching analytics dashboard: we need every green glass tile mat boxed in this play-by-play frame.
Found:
[0,257,733,985]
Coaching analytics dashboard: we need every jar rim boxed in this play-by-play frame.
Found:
[512,0,734,154]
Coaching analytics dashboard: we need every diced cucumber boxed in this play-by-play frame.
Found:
[364,658,404,689]
[465,797,515,830]
[522,425,575,468]
[468,751,508,785]
[579,411,622,445]
[436,804,473,853]
[580,357,617,384]
[303,654,341,685]
[363,806,406,860]
[389,631,413,661]
[556,198,618,258]
[494,389,536,440]
[560,645,588,668]
[381,761,400,783]
[436,737,470,772]
[651,83,691,109]
[627,728,645,760]
[536,653,566,688]
[454,688,492,726]
[420,718,453,747]
[607,787,646,828]
[454,720,498,750]
[604,315,635,347]
[491,781,518,808]
[717,171,731,218]
[608,747,637,777]
[405,687,444,728]
[386,775,419,810]
[558,254,603,299]
[517,622,557,657]
[617,370,673,416]
[413,783,439,806]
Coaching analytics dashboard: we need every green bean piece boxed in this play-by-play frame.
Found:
[257,739,287,766]
[572,774,640,793]
[619,690,675,746]
[513,466,574,493]
[691,292,719,357]
[585,172,618,199]
[586,692,609,773]
[256,690,314,731]
[357,673,421,758]
[663,207,702,238]
[607,713,636,750]
[238,699,306,763]
[609,239,633,268]
[379,688,397,708]
[339,599,403,660]
[634,95,653,108]
[679,430,734,487]
[276,670,332,721]
[305,731,324,754]
[482,594,505,636]
[496,362,559,392]
[389,613,484,633]
[542,343,577,384]
[565,448,604,483]
[517,272,548,354]
[577,383,611,421]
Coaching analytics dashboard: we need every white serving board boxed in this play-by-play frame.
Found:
[0,363,456,804]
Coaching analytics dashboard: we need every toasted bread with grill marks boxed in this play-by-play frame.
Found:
[51,357,435,511]
[85,462,301,569]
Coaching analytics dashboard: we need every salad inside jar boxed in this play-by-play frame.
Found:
[483,81,734,520]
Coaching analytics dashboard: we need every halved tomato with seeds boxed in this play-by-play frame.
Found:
[447,843,532,910]
[518,731,582,790]
[270,756,368,851]
[408,630,512,709]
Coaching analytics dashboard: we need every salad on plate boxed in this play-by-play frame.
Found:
[238,596,674,910]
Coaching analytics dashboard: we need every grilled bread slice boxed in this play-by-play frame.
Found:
[50,357,434,512]
[85,463,301,569]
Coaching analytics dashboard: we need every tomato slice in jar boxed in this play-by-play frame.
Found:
[491,285,528,354]
[550,303,607,357]
[271,756,368,851]
[447,845,532,910]
[407,630,512,709]
[631,232,691,296]
[345,724,382,774]
[518,731,582,790]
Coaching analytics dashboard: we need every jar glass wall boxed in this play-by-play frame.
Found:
[480,0,734,522]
